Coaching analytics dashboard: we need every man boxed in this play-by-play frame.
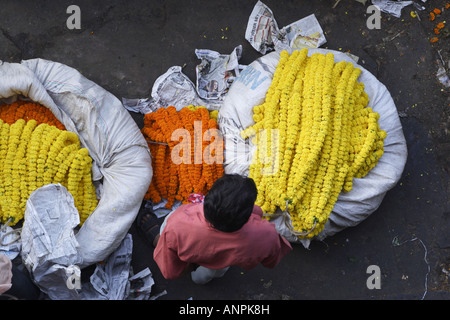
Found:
[137,174,292,284]
[0,254,41,299]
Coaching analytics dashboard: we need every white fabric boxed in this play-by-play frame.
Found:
[191,266,229,285]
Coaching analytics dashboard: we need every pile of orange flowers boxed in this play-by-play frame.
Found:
[0,100,66,130]
[429,4,449,43]
[141,106,224,208]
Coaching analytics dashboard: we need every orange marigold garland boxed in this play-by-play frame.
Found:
[428,4,448,43]
[142,106,224,208]
[0,100,66,130]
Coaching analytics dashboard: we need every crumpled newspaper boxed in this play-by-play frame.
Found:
[436,61,450,88]
[0,225,21,261]
[147,198,182,218]
[371,0,426,18]
[195,45,244,101]
[123,47,244,114]
[245,1,326,54]
[81,234,157,300]
[20,184,157,300]
[122,66,220,114]
[20,183,85,300]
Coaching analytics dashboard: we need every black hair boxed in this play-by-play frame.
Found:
[203,174,258,233]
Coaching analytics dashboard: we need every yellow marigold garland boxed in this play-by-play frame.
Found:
[242,49,387,239]
[0,119,97,226]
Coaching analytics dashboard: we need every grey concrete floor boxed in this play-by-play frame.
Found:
[1,0,449,301]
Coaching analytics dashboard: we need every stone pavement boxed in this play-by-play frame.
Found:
[1,0,449,300]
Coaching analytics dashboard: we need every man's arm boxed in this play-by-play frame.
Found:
[259,220,293,269]
[153,231,191,280]
[260,233,292,269]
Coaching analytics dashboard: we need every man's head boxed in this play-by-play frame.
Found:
[203,174,257,233]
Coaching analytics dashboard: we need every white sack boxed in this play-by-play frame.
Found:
[218,49,407,247]
[0,59,152,266]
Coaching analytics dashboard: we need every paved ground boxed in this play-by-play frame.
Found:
[1,0,449,301]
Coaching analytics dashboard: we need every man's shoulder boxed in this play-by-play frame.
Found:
[165,203,205,228]
[245,213,279,235]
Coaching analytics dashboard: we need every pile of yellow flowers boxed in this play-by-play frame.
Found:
[241,49,387,239]
[188,105,219,122]
[0,118,98,226]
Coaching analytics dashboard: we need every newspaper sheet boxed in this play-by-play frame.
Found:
[123,65,223,114]
[195,45,243,101]
[245,1,326,54]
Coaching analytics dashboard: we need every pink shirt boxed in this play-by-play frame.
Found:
[0,254,12,294]
[154,203,292,279]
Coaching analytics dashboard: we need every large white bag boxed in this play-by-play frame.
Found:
[218,49,407,247]
[0,59,152,267]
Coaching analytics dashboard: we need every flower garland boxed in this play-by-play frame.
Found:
[0,118,97,226]
[0,100,66,130]
[428,3,449,43]
[241,49,387,239]
[141,105,224,208]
